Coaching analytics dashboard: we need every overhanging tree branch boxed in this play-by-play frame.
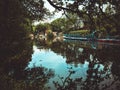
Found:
[47,0,86,16]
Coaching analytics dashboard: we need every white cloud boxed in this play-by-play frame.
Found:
[33,0,63,23]
[44,0,55,12]
[43,0,63,22]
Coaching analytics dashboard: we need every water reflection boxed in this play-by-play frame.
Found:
[27,39,120,90]
[24,66,55,90]
[0,38,120,90]
[27,45,90,90]
[0,39,33,90]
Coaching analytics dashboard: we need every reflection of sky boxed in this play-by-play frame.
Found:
[26,45,109,89]
[26,45,91,89]
[27,46,66,69]
[27,45,89,79]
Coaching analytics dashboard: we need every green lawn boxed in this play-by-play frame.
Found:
[69,30,90,36]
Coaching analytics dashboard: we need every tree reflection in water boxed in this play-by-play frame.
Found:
[53,67,76,90]
[0,38,120,90]
[52,55,119,90]
[24,66,55,90]
[0,39,55,90]
[0,39,32,90]
[35,39,120,90]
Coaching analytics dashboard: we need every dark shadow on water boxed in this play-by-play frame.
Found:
[0,38,120,90]
[0,39,55,90]
[35,39,120,90]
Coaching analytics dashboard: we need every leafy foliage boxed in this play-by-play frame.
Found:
[47,0,120,36]
[21,0,50,20]
[51,18,66,32]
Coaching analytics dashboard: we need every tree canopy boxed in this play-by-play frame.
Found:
[0,0,50,43]
[47,0,120,35]
[0,0,119,40]
[21,0,51,20]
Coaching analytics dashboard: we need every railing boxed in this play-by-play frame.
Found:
[63,34,94,39]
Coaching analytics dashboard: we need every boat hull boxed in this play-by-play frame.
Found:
[64,36,120,43]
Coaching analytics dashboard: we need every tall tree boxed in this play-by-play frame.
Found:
[0,0,50,43]
[47,0,120,36]
[21,0,50,20]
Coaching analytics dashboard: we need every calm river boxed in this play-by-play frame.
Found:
[0,39,120,90]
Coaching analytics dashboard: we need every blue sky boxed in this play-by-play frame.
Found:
[44,0,63,22]
[26,45,90,80]
[33,0,63,25]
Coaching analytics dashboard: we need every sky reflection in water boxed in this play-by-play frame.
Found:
[26,45,93,89]
[27,45,89,79]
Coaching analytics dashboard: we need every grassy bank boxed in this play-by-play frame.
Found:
[69,30,90,36]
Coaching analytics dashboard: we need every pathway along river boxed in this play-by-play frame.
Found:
[0,39,120,90]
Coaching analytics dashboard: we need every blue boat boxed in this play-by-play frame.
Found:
[63,34,120,43]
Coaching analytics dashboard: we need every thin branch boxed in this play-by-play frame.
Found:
[47,0,86,16]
